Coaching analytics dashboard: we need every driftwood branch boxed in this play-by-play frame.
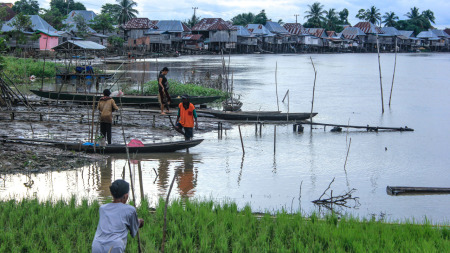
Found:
[312,177,360,208]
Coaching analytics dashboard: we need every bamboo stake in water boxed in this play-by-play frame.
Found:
[275,62,279,111]
[274,125,276,154]
[161,170,178,253]
[344,138,352,171]
[238,125,245,155]
[309,57,317,130]
[389,37,397,107]
[376,34,385,113]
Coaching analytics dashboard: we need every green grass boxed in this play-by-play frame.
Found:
[2,56,64,82]
[127,80,229,98]
[0,198,448,252]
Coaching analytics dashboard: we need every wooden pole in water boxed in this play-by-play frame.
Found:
[309,57,317,130]
[238,125,245,155]
[389,37,397,107]
[376,34,385,113]
[275,62,280,111]
[274,125,276,154]
[344,138,351,171]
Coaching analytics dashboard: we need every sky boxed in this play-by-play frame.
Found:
[39,0,450,29]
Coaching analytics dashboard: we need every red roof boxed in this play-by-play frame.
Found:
[122,18,156,29]
[305,28,325,37]
[183,34,204,41]
[191,18,236,31]
[283,23,304,35]
[354,22,383,34]
[444,28,450,36]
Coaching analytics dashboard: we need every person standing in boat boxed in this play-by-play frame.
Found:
[158,67,172,115]
[98,89,119,145]
[175,95,198,140]
[92,179,144,253]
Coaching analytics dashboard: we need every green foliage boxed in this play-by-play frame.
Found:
[339,8,350,25]
[128,80,228,98]
[107,35,124,48]
[49,0,85,16]
[116,0,139,25]
[185,13,200,28]
[355,6,381,25]
[382,11,399,27]
[231,12,255,26]
[12,0,39,15]
[254,9,268,25]
[324,8,339,31]
[100,4,121,25]
[395,7,434,35]
[73,14,89,38]
[39,8,65,30]
[2,56,63,81]
[91,13,115,35]
[304,2,326,28]
[0,198,449,252]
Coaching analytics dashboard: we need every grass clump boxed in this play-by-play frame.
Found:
[2,56,63,81]
[0,197,449,252]
[128,80,229,98]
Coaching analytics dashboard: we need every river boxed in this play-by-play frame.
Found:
[1,53,449,223]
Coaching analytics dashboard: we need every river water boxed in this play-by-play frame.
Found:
[1,53,449,223]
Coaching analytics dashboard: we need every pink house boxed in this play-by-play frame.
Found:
[38,30,60,51]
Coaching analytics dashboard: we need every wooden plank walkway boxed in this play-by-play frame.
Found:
[387,186,450,196]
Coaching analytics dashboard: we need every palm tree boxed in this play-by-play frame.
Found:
[365,6,381,25]
[231,12,255,26]
[382,12,398,27]
[339,8,349,25]
[116,0,138,25]
[421,9,435,24]
[304,2,326,28]
[324,8,339,31]
[405,7,420,19]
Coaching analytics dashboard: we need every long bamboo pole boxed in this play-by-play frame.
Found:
[376,34,385,113]
[275,62,279,111]
[389,37,397,107]
[309,57,317,130]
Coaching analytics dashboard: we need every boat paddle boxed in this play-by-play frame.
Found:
[168,115,185,137]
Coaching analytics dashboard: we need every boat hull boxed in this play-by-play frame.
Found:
[199,110,317,121]
[53,139,203,153]
[30,90,221,106]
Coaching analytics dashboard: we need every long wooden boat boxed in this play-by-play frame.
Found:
[386,186,450,196]
[198,109,317,121]
[52,139,203,153]
[30,90,221,106]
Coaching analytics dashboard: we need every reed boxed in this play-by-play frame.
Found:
[0,198,448,252]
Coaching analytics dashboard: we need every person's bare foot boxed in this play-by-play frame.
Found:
[161,112,166,115]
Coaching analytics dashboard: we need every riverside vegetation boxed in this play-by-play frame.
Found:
[0,197,448,252]
[128,80,229,98]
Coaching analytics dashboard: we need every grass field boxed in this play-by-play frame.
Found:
[128,80,228,98]
[0,198,448,252]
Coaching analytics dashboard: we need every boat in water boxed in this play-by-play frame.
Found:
[30,90,221,106]
[198,109,317,121]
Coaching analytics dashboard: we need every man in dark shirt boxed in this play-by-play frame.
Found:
[158,67,172,115]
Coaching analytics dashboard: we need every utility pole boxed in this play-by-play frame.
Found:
[192,7,198,17]
[294,14,299,24]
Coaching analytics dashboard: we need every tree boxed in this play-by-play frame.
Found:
[10,12,33,47]
[91,13,115,35]
[49,0,86,15]
[101,3,121,24]
[73,14,89,38]
[254,10,268,24]
[304,2,326,28]
[356,9,366,21]
[116,0,139,25]
[39,8,65,30]
[382,12,398,27]
[231,12,255,26]
[421,9,435,24]
[339,8,349,25]
[324,8,339,31]
[186,13,200,28]
[365,6,381,25]
[12,0,39,15]
[278,19,284,25]
[405,7,420,19]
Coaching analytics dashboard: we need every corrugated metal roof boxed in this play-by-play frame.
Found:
[153,20,191,33]
[430,29,450,38]
[64,10,96,25]
[265,21,289,35]
[416,30,439,39]
[305,28,326,38]
[246,24,274,37]
[122,18,155,29]
[283,23,305,35]
[380,27,400,36]
[398,30,414,38]
[2,15,57,33]
[341,27,366,40]
[52,40,106,51]
[182,34,204,41]
[234,25,252,37]
[37,29,61,37]
[191,18,236,31]
[354,22,383,34]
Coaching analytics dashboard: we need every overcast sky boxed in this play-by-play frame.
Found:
[40,0,450,28]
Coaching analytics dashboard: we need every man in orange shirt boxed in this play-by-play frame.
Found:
[175,95,198,140]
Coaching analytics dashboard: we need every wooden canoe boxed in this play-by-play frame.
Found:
[198,109,317,121]
[53,139,204,153]
[30,90,221,106]
[386,186,450,196]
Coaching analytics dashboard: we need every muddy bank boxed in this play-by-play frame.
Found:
[0,142,104,173]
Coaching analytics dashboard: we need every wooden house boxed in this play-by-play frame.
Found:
[182,34,204,50]
[340,27,366,50]
[122,18,156,48]
[234,25,257,53]
[353,22,383,51]
[145,20,191,51]
[191,18,237,52]
[246,24,274,52]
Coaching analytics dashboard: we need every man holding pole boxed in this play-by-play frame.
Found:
[175,95,198,140]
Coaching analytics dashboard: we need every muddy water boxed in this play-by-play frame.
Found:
[1,53,450,223]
